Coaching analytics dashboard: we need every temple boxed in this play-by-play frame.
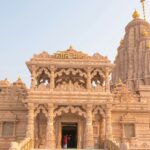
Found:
[0,9,150,150]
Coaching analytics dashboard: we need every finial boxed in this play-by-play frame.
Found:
[116,78,123,86]
[142,29,148,36]
[147,42,150,49]
[69,45,73,49]
[140,0,146,20]
[118,78,123,84]
[120,39,124,45]
[132,9,140,19]
[18,76,21,81]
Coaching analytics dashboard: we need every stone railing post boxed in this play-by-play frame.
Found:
[85,104,94,148]
[87,67,92,90]
[105,105,112,140]
[46,103,56,148]
[9,142,19,150]
[50,66,55,90]
[26,103,34,140]
[120,140,129,150]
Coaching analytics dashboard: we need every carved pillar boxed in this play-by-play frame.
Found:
[87,67,92,90]
[77,120,81,149]
[122,123,125,139]
[26,103,34,140]
[58,121,62,148]
[85,104,94,148]
[0,121,2,136]
[46,104,55,148]
[50,66,55,90]
[105,69,110,92]
[101,117,106,140]
[105,106,112,140]
[31,67,36,89]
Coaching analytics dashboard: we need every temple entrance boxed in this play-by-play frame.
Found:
[61,123,77,149]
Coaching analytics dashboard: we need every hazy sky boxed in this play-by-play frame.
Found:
[0,0,150,87]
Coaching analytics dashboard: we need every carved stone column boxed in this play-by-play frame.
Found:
[58,121,62,148]
[85,104,94,149]
[50,66,55,90]
[122,123,125,139]
[87,67,92,90]
[101,117,106,140]
[26,103,34,139]
[77,120,81,149]
[31,67,36,89]
[105,106,112,140]
[0,121,2,136]
[105,69,110,92]
[46,104,56,148]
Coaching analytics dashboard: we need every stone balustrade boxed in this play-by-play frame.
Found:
[105,140,120,150]
[9,138,33,150]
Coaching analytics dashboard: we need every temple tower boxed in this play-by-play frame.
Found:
[112,10,150,91]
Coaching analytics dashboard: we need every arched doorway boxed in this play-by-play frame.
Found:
[54,106,86,149]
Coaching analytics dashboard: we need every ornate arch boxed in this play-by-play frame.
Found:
[93,106,105,117]
[34,104,48,118]
[91,69,105,79]
[36,67,51,78]
[55,68,87,78]
[54,105,86,118]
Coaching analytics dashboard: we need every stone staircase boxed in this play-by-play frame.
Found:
[9,137,120,150]
[32,149,105,150]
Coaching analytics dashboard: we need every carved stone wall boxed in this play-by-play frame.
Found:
[0,79,27,150]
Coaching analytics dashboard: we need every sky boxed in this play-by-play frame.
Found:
[0,0,150,87]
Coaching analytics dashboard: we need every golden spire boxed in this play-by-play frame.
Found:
[132,9,140,19]
[140,0,146,20]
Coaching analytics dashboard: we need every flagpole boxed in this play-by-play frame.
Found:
[140,0,146,20]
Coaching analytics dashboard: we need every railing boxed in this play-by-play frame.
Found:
[9,137,33,150]
[105,140,120,150]
[20,138,33,150]
[129,148,150,150]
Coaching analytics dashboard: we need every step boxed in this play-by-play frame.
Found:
[33,149,105,150]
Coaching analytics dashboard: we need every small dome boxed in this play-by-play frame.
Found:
[132,10,140,19]
[13,77,26,88]
[0,78,11,87]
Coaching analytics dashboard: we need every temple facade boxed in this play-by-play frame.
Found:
[0,10,150,150]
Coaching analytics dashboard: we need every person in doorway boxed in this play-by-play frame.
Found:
[67,134,71,147]
[63,134,68,148]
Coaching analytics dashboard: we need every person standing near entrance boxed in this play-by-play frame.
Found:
[63,135,68,148]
